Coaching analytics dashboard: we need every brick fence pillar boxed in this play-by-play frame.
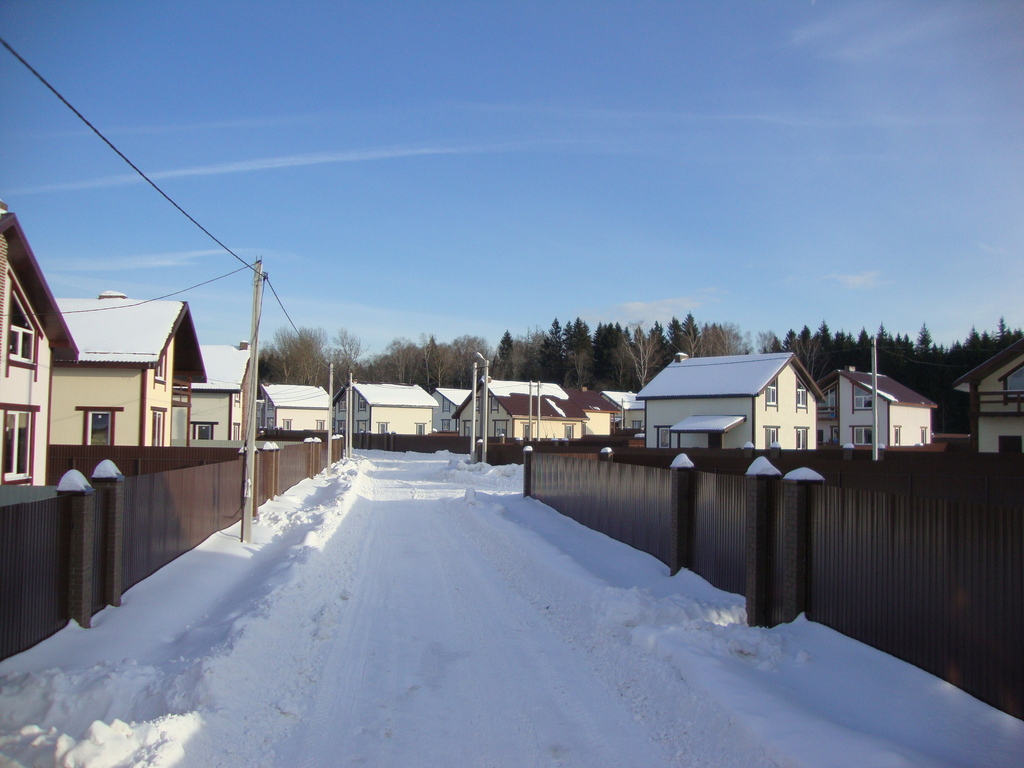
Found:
[779,469,825,625]
[91,460,125,608]
[744,457,781,628]
[522,445,533,498]
[58,470,96,628]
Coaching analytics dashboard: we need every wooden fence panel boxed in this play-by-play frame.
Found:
[47,445,242,485]
[691,472,746,595]
[0,497,69,659]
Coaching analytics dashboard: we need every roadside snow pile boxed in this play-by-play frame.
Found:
[0,459,361,768]
[438,458,521,489]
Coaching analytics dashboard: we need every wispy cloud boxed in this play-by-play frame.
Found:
[11,141,540,195]
[823,271,882,290]
[591,292,722,326]
[46,249,227,271]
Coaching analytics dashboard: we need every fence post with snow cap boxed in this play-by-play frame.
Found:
[744,457,781,628]
[90,460,125,608]
[599,447,613,463]
[778,468,825,625]
[669,453,696,575]
[522,445,533,498]
[57,470,96,629]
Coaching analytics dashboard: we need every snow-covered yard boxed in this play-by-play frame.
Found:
[1,451,1021,767]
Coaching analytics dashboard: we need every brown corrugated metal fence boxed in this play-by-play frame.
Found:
[0,497,69,659]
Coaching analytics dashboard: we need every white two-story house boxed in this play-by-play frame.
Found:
[638,352,821,450]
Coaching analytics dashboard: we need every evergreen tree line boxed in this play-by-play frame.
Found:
[260,315,1023,435]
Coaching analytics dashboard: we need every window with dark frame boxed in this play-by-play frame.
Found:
[90,411,112,445]
[192,422,215,440]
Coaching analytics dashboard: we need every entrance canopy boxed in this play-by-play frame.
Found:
[668,415,746,433]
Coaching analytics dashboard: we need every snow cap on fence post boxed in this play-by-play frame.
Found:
[522,445,533,498]
[57,469,94,494]
[261,442,280,451]
[599,447,613,463]
[303,437,316,443]
[91,460,124,481]
[783,467,825,483]
[742,441,755,458]
[670,453,694,470]
[745,456,782,477]
[842,443,855,460]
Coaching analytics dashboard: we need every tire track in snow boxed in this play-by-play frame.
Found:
[286,454,677,768]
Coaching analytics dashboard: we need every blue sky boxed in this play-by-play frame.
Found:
[2,1,1022,354]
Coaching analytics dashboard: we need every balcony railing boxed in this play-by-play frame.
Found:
[976,390,1024,414]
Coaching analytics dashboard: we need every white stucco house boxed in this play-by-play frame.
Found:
[261,384,331,432]
[334,382,437,435]
[602,390,645,432]
[816,368,935,448]
[175,343,252,443]
[452,379,588,440]
[432,387,470,433]
[50,292,206,447]
[953,337,1024,452]
[0,207,77,486]
[638,353,822,450]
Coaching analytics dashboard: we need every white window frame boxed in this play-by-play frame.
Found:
[765,426,779,446]
[7,293,35,364]
[657,426,670,448]
[316,420,325,430]
[3,410,32,481]
[853,426,873,446]
[377,422,389,434]
[282,419,293,430]
[796,382,807,409]
[89,411,113,446]
[795,427,808,450]
[765,379,778,407]
[854,388,873,410]
[893,426,901,446]
[151,409,166,447]
[191,422,215,440]
[442,399,452,413]
[416,423,426,435]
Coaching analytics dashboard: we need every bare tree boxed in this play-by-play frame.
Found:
[263,326,330,387]
[624,322,663,387]
[331,327,365,379]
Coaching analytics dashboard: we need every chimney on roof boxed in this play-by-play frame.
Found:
[239,341,250,351]
[674,352,689,363]
[847,366,856,372]
[98,290,128,300]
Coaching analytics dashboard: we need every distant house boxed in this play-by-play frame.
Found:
[953,338,1024,452]
[51,292,205,447]
[563,389,620,436]
[817,368,936,448]
[177,343,252,443]
[638,353,821,450]
[261,384,331,432]
[334,382,437,435]
[602,390,645,432]
[452,380,588,440]
[432,387,470,432]
[0,206,77,485]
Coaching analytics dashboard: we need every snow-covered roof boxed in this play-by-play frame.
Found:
[488,379,568,399]
[354,383,437,408]
[262,384,331,410]
[434,388,471,407]
[669,414,746,433]
[193,345,250,392]
[822,370,936,407]
[602,391,642,410]
[637,353,796,400]
[57,296,189,365]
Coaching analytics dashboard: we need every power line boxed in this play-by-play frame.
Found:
[265,277,300,335]
[1,35,254,273]
[56,265,251,315]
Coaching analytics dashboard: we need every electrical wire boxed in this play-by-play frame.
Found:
[0,35,255,273]
[55,265,251,314]
[265,277,300,335]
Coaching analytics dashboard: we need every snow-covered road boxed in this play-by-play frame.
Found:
[1,451,1021,767]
